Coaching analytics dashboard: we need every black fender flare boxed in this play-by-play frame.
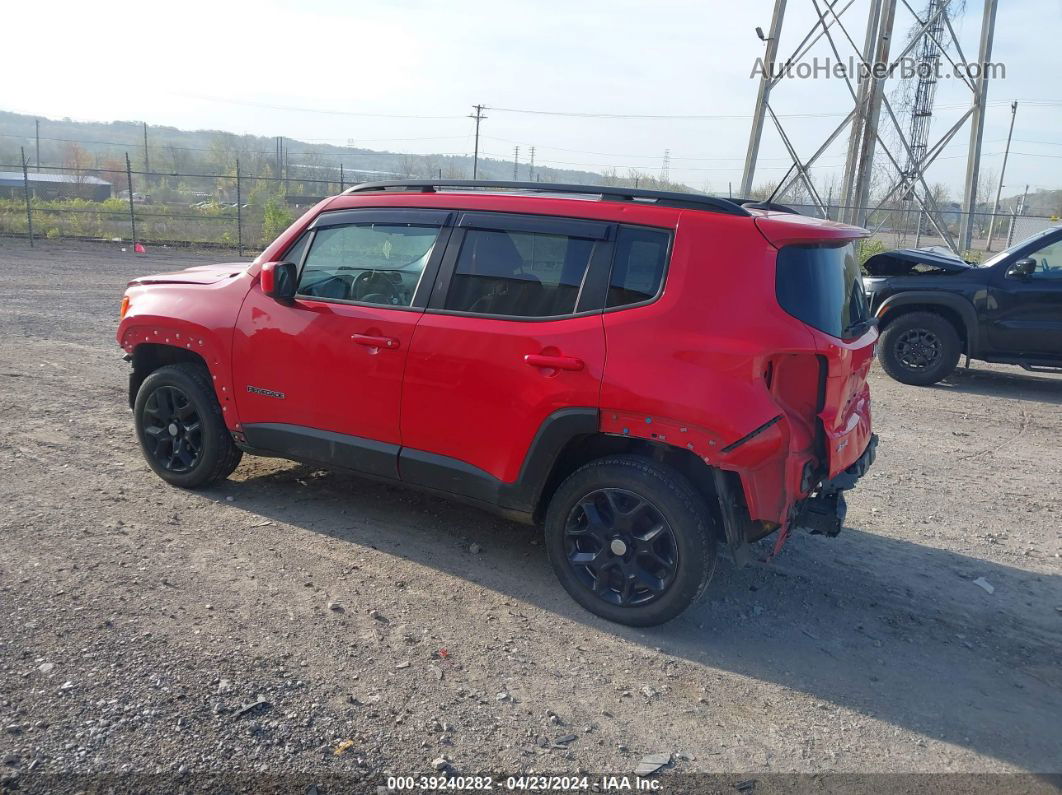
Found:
[876,291,980,357]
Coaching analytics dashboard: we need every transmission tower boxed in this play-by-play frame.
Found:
[897,0,950,243]
[660,149,671,182]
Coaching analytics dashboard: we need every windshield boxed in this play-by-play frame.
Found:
[776,242,872,339]
[979,227,1058,268]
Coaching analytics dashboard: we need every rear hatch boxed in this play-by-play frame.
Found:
[757,214,876,478]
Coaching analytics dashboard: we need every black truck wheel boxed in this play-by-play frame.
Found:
[544,455,717,626]
[133,363,243,488]
[879,311,961,386]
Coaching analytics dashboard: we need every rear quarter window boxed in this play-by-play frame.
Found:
[606,227,670,308]
[776,242,870,339]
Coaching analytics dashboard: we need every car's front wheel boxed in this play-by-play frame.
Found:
[133,363,242,488]
[544,455,717,626]
[879,311,961,386]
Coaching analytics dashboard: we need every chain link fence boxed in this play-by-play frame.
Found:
[2,158,1057,261]
[0,154,366,255]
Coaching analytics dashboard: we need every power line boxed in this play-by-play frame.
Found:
[173,93,466,119]
[485,101,1016,121]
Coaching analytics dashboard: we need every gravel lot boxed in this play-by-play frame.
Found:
[1,239,1060,789]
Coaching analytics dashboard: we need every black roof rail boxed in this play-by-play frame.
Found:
[341,179,753,217]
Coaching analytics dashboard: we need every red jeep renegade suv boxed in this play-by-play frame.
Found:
[117,180,878,626]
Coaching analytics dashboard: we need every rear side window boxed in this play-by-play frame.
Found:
[445,229,595,317]
[776,243,871,339]
[606,227,670,308]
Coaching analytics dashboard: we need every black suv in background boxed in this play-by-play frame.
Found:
[865,225,1062,385]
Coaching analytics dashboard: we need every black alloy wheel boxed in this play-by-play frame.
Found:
[878,311,961,386]
[564,488,679,607]
[894,327,942,372]
[545,455,717,626]
[142,385,203,473]
[133,363,242,488]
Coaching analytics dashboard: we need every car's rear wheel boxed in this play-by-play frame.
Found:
[134,363,242,488]
[544,455,717,626]
[879,311,961,386]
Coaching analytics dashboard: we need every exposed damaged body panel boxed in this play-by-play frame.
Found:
[863,248,972,276]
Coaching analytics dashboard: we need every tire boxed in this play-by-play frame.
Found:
[879,311,961,386]
[133,363,243,488]
[544,455,717,627]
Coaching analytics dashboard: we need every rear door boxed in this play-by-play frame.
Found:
[231,208,451,476]
[399,212,612,502]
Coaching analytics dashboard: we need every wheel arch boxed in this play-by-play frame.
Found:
[876,292,979,356]
[127,343,209,407]
[529,429,731,546]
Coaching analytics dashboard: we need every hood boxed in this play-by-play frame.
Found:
[863,247,972,276]
[128,262,249,286]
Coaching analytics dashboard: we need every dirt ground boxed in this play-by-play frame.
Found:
[0,239,1059,788]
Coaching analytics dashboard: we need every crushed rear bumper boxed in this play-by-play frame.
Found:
[793,433,878,537]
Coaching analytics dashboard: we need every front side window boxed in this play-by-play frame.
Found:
[1024,238,1062,280]
[298,222,442,307]
[445,228,595,317]
[776,242,871,339]
[606,227,670,308]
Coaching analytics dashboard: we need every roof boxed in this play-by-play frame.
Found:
[0,172,111,187]
[326,180,868,245]
[343,180,755,216]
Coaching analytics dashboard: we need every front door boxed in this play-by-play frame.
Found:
[988,231,1062,357]
[399,212,611,502]
[231,208,451,477]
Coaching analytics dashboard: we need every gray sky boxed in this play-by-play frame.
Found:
[7,0,1061,199]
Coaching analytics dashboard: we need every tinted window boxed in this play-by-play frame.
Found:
[297,223,442,307]
[607,227,669,308]
[281,231,310,266]
[445,228,595,317]
[776,243,871,339]
[1025,238,1062,280]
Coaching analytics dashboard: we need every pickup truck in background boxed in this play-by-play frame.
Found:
[864,225,1062,385]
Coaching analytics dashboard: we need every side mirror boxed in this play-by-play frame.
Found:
[260,261,297,300]
[1007,257,1036,278]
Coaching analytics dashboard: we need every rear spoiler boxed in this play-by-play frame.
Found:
[754,213,869,249]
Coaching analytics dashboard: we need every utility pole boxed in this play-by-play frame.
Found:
[125,152,137,248]
[143,121,150,174]
[528,146,535,181]
[740,0,787,196]
[985,100,1016,251]
[34,120,40,172]
[21,147,33,246]
[959,0,999,253]
[235,158,243,257]
[513,146,520,180]
[469,104,487,179]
